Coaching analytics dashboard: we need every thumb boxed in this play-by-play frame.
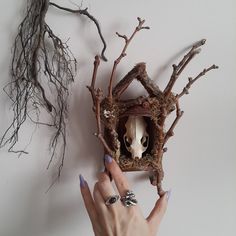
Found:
[146,190,171,232]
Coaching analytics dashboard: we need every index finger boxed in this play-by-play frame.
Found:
[104,154,130,196]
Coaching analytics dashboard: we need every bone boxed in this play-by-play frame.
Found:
[124,116,149,159]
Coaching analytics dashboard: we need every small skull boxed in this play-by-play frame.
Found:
[123,116,149,159]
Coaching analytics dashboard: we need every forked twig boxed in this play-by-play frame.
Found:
[177,64,219,98]
[164,39,206,97]
[108,17,150,99]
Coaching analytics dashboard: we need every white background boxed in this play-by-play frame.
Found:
[0,0,235,236]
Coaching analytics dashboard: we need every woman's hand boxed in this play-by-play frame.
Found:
[80,155,170,236]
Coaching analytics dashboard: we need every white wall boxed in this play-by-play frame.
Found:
[0,0,235,236]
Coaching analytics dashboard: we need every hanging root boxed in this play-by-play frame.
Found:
[0,0,76,176]
[0,0,107,180]
[49,2,107,61]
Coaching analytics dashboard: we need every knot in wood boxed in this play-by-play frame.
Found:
[142,101,150,109]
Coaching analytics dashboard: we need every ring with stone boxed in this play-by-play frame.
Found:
[105,195,120,206]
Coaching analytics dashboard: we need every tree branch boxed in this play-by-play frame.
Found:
[163,99,184,145]
[164,39,206,97]
[108,17,150,99]
[177,64,219,98]
[94,89,113,155]
[87,55,100,107]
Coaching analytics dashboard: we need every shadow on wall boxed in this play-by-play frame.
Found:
[46,181,86,235]
[1,175,47,236]
[152,41,198,83]
[65,68,122,179]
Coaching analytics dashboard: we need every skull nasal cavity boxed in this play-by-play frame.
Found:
[123,115,149,159]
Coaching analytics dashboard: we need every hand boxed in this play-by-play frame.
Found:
[80,155,170,236]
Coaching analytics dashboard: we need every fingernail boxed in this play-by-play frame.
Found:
[166,189,172,202]
[104,154,113,164]
[79,174,86,188]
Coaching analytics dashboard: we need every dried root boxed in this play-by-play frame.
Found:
[0,0,107,179]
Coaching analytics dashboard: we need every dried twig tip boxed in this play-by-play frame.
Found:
[172,64,177,69]
[137,17,143,23]
[201,39,207,44]
[116,32,128,42]
[137,17,150,30]
[193,39,206,49]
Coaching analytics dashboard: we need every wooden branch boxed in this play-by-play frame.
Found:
[163,99,184,145]
[156,171,165,197]
[112,63,147,98]
[164,39,206,97]
[49,2,107,61]
[177,64,219,98]
[108,17,150,99]
[94,88,113,155]
[87,55,100,106]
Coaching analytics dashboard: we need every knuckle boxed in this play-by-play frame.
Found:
[125,207,138,221]
[98,180,107,190]
[118,181,129,193]
[98,172,109,184]
[119,181,126,189]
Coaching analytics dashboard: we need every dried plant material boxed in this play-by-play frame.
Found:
[0,0,107,179]
[88,18,218,196]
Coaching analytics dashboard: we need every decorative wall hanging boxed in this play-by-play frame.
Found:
[0,0,107,179]
[88,18,218,196]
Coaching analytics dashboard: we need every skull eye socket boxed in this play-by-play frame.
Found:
[124,136,131,148]
[141,136,149,148]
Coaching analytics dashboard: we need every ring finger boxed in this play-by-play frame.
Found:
[104,155,130,197]
[104,155,140,210]
[97,172,121,208]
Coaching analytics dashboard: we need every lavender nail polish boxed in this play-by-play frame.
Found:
[79,174,86,188]
[104,154,113,164]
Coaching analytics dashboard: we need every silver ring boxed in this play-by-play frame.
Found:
[105,195,120,206]
[120,190,138,207]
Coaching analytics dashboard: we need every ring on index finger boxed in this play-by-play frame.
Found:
[105,195,120,206]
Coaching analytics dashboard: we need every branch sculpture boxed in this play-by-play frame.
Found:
[88,18,218,196]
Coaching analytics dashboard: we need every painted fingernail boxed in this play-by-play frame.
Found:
[166,189,172,202]
[79,174,86,188]
[104,154,113,164]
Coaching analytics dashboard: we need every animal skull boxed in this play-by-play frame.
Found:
[123,116,149,159]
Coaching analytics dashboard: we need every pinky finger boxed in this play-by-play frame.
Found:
[80,174,97,224]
